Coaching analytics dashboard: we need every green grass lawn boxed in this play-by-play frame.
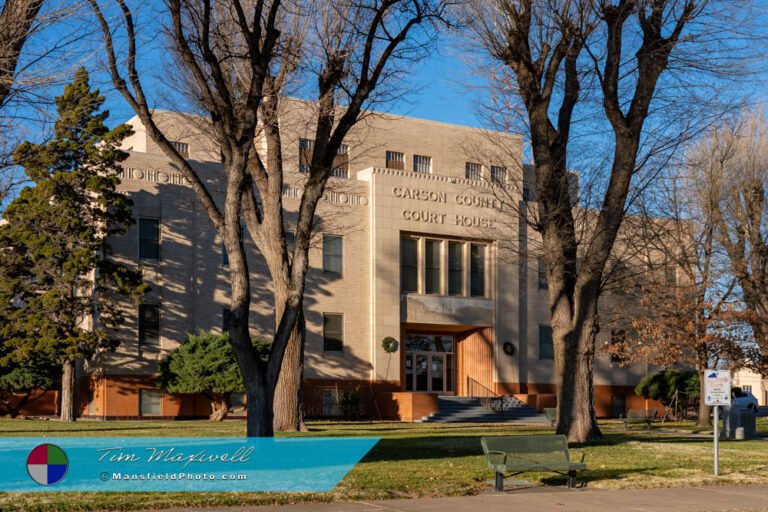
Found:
[0,418,767,512]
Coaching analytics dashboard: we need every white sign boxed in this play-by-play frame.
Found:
[704,370,731,406]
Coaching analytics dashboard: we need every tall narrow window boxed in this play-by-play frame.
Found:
[323,313,344,352]
[299,138,314,173]
[222,308,231,333]
[491,166,507,185]
[448,241,464,295]
[323,234,343,275]
[401,237,418,292]
[425,240,442,294]
[139,389,162,416]
[386,150,405,170]
[413,154,432,174]
[610,328,626,364]
[285,231,295,257]
[138,218,160,260]
[538,257,548,289]
[539,325,554,360]
[465,162,482,180]
[331,144,349,178]
[139,304,160,352]
[470,244,486,297]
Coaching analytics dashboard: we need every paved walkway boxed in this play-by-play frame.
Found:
[153,485,768,512]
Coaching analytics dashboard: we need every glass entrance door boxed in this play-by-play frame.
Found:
[404,335,455,394]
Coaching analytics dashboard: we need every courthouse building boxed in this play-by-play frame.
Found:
[76,101,651,420]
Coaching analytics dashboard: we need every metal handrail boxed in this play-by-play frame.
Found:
[466,376,504,413]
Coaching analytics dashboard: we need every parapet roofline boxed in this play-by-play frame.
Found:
[121,98,524,140]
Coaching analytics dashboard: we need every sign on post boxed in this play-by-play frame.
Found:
[704,371,731,406]
[704,370,731,476]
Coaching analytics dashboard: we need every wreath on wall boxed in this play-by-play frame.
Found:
[382,336,399,353]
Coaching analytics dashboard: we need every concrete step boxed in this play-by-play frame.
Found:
[418,396,545,424]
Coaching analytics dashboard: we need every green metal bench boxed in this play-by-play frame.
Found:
[481,435,586,491]
[621,408,657,431]
[544,407,557,426]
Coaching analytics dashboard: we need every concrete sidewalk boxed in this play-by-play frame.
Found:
[154,485,768,512]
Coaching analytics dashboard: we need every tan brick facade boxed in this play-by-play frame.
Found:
[49,102,652,420]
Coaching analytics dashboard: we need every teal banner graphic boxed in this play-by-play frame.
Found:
[0,437,379,492]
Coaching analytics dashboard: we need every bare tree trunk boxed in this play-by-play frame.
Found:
[60,360,75,422]
[0,0,44,109]
[273,309,307,432]
[209,393,231,422]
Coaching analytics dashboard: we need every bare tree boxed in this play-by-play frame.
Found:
[464,0,752,442]
[704,110,768,369]
[88,0,447,436]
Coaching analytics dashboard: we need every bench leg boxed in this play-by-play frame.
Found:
[495,472,504,492]
[567,470,576,489]
[623,421,628,431]
[647,421,651,432]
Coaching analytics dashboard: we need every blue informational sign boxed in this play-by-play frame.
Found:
[0,437,379,492]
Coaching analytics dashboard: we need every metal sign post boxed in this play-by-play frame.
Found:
[704,370,731,477]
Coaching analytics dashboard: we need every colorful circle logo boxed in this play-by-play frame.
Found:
[27,444,68,486]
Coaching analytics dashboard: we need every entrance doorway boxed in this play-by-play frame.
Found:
[404,335,455,394]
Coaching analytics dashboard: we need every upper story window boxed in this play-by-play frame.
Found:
[171,141,189,157]
[539,325,554,360]
[448,241,464,295]
[413,154,432,174]
[138,218,160,260]
[323,313,344,352]
[538,256,548,290]
[401,237,418,293]
[491,166,507,185]
[139,303,160,354]
[299,138,314,173]
[523,184,534,201]
[465,162,482,181]
[401,235,488,298]
[386,150,405,170]
[299,139,348,178]
[424,240,442,294]
[610,328,626,365]
[470,244,486,297]
[322,234,343,275]
[331,144,349,179]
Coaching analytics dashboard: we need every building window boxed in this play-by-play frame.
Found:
[610,328,626,364]
[425,240,442,294]
[299,138,314,173]
[322,234,343,275]
[491,166,507,185]
[523,184,533,201]
[401,237,418,293]
[448,241,464,295]
[285,230,295,256]
[331,144,349,179]
[323,313,344,352]
[742,384,752,393]
[386,150,405,170]
[138,304,160,352]
[139,389,162,416]
[222,308,231,333]
[539,325,554,360]
[465,162,482,181]
[138,218,160,260]
[413,154,432,174]
[538,257,548,290]
[470,244,486,297]
[171,141,189,157]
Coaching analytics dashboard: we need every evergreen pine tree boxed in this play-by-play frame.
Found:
[0,67,147,421]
